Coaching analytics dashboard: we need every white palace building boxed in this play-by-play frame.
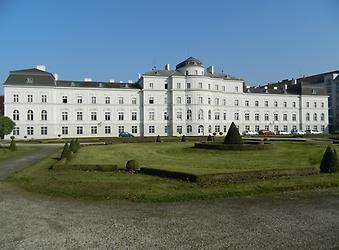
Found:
[3,57,329,139]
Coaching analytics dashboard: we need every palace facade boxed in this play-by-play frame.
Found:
[3,57,329,139]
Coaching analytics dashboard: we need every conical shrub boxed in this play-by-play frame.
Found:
[9,139,16,151]
[224,122,243,144]
[156,135,161,143]
[181,135,186,142]
[320,146,339,173]
[60,142,70,159]
[70,139,78,153]
[207,134,213,141]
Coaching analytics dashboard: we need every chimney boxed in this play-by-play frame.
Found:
[84,78,92,82]
[36,65,46,71]
[284,84,288,93]
[293,79,297,85]
[207,66,214,74]
[264,86,268,93]
[164,64,170,71]
[53,73,58,80]
[128,80,133,83]
[138,74,141,79]
[109,79,115,83]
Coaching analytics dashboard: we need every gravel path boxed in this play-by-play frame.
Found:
[1,184,339,249]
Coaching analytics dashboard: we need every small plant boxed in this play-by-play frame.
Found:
[9,138,17,151]
[112,165,119,173]
[65,149,73,161]
[70,139,78,153]
[207,134,213,141]
[320,146,339,173]
[219,132,223,136]
[10,135,15,140]
[156,135,161,143]
[213,132,217,136]
[181,135,186,142]
[126,160,140,172]
[224,122,243,144]
[60,143,70,159]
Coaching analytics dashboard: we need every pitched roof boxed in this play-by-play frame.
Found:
[4,68,56,86]
[176,57,203,69]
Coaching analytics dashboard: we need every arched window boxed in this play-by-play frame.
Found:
[198,109,204,120]
[208,125,212,133]
[187,125,192,134]
[208,110,212,120]
[27,110,34,121]
[13,110,19,121]
[313,113,317,121]
[306,113,310,121]
[321,113,325,121]
[41,110,47,121]
[198,125,204,134]
[186,109,192,120]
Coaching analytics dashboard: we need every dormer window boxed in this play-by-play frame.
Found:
[26,77,33,84]
[185,70,189,75]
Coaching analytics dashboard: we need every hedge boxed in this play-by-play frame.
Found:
[140,167,198,182]
[53,163,119,172]
[194,142,270,150]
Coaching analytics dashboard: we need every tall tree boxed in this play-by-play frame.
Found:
[0,116,15,139]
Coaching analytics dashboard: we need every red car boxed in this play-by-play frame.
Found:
[258,130,274,135]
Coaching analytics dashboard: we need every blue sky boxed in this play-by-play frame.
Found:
[1,0,339,94]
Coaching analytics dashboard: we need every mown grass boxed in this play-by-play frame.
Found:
[0,146,39,164]
[69,142,329,175]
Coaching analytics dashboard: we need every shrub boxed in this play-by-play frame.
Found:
[156,135,161,143]
[75,138,80,151]
[10,135,15,140]
[60,143,70,159]
[112,164,119,172]
[219,132,223,136]
[213,132,217,136]
[65,149,73,161]
[320,146,339,173]
[70,139,78,153]
[207,134,213,141]
[9,139,16,151]
[181,135,186,142]
[126,160,140,172]
[224,122,243,144]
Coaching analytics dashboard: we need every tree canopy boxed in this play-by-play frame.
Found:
[0,116,15,139]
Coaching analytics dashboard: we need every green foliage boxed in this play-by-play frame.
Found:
[65,149,73,161]
[156,135,161,143]
[9,139,17,151]
[126,159,140,172]
[70,139,79,153]
[140,167,197,182]
[320,146,339,173]
[0,116,15,139]
[60,143,70,159]
[224,122,243,144]
[181,135,186,142]
[207,134,213,141]
[75,138,80,150]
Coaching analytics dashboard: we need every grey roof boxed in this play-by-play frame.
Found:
[176,57,203,69]
[56,80,140,89]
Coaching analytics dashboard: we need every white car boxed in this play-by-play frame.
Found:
[276,130,290,135]
[242,131,258,136]
[305,129,322,135]
[291,129,305,135]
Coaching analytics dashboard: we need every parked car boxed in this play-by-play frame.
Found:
[305,129,322,135]
[276,130,290,135]
[291,129,305,135]
[242,131,258,136]
[258,130,274,135]
[119,131,134,137]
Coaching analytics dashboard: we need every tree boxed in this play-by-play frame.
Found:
[0,116,15,139]
[9,138,17,151]
[60,143,70,159]
[320,146,339,173]
[181,135,186,142]
[224,122,243,144]
[207,134,213,141]
[70,139,78,153]
[156,135,161,143]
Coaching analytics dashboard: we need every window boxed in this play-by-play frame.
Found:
[13,127,19,136]
[40,127,47,135]
[265,101,269,107]
[41,110,47,121]
[306,102,310,108]
[255,101,259,107]
[199,82,203,88]
[77,96,82,104]
[132,126,137,134]
[77,126,83,135]
[283,102,287,108]
[91,111,97,121]
[177,111,183,120]
[27,127,34,135]
[306,113,310,121]
[274,113,278,121]
[149,126,155,133]
[176,97,182,104]
[105,97,111,104]
[223,125,227,133]
[235,86,239,92]
[234,99,239,106]
[164,125,168,133]
[215,98,220,105]
[187,110,192,120]
[245,100,249,106]
[164,111,169,120]
[149,111,155,121]
[313,125,318,130]
[91,96,96,104]
[77,111,83,121]
[13,94,19,102]
[132,97,137,105]
[149,97,154,104]
[118,126,124,133]
[223,112,227,120]
[274,101,278,107]
[62,96,67,103]
[321,113,325,121]
[222,99,226,106]
[313,113,317,121]
[314,102,317,108]
[255,113,259,121]
[177,126,182,134]
[265,125,269,131]
[186,82,191,89]
[321,102,324,108]
[91,126,97,134]
[245,125,250,131]
[198,97,203,104]
[198,109,204,120]
[105,111,111,121]
[215,112,220,120]
[177,82,181,89]
[186,96,192,104]
[208,84,211,90]
[208,98,211,105]
[306,125,310,130]
[187,125,192,134]
[208,125,212,133]
[292,102,296,108]
[164,96,168,104]
[149,82,154,88]
[215,85,219,90]
[292,114,297,121]
[245,113,250,121]
[283,125,288,132]
[208,110,212,120]
[27,94,33,103]
[105,126,111,134]
[27,110,33,121]
[132,112,137,121]
[234,112,239,120]
[222,86,226,92]
[13,110,19,121]
[264,114,269,121]
[118,112,124,121]
[26,77,33,84]
[118,97,124,104]
[215,125,220,133]
[274,125,279,132]
[62,126,68,135]
[42,95,47,103]
[283,113,287,121]
[62,111,68,121]
[255,125,260,132]
[164,83,168,89]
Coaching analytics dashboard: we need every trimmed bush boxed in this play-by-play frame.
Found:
[70,139,78,153]
[224,122,243,144]
[320,146,339,173]
[9,139,17,151]
[126,160,140,172]
[156,135,161,143]
[65,149,73,161]
[140,167,197,182]
[60,143,70,159]
[207,134,213,141]
[181,135,186,142]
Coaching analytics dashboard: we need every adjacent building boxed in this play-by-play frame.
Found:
[3,57,329,139]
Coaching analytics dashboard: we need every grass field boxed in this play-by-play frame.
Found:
[69,142,328,175]
[0,146,39,163]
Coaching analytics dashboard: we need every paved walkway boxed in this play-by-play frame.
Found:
[0,145,60,180]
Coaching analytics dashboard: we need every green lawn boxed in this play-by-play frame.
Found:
[0,146,39,163]
[69,142,329,175]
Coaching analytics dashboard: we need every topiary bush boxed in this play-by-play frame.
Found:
[181,135,186,142]
[207,134,213,141]
[60,143,70,159]
[65,148,73,161]
[9,138,17,151]
[75,138,80,151]
[320,146,339,173]
[70,139,78,153]
[224,122,243,144]
[126,159,140,172]
[156,135,161,143]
